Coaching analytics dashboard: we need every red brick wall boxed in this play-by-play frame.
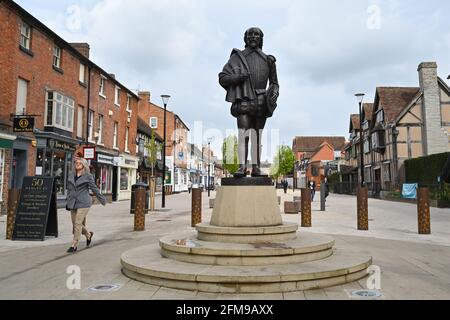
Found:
[0,2,139,160]
[138,92,175,156]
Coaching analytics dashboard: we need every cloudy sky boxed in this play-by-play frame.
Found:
[15,0,450,160]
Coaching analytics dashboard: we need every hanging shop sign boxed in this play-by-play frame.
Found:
[13,117,34,133]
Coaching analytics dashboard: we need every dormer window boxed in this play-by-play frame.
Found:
[376,110,384,123]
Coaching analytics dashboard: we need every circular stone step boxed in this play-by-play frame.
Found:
[196,222,298,243]
[160,232,334,266]
[121,244,372,293]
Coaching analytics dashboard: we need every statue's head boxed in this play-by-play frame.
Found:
[244,27,264,49]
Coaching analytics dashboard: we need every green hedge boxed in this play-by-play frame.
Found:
[405,152,449,184]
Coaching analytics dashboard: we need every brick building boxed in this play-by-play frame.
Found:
[292,136,346,189]
[0,0,140,211]
[138,91,190,193]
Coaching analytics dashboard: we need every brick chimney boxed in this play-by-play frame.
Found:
[138,91,151,102]
[418,62,448,155]
[70,43,90,59]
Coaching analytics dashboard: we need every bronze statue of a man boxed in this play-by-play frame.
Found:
[219,27,279,177]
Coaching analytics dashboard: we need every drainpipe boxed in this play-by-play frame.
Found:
[86,66,92,147]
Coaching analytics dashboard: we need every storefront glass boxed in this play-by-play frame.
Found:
[0,149,5,202]
[120,168,130,191]
[95,164,113,193]
[36,147,73,196]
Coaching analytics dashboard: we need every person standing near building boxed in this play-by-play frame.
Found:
[283,179,288,194]
[309,180,316,201]
[66,157,106,253]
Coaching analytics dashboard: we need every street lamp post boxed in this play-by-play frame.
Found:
[161,95,171,208]
[355,93,365,187]
[207,138,213,198]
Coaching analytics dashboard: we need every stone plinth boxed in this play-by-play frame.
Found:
[211,177,282,227]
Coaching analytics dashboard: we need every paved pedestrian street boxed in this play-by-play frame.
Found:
[1,190,449,300]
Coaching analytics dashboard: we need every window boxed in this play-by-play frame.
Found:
[372,131,386,153]
[125,127,129,152]
[376,110,384,123]
[53,46,61,68]
[99,76,106,97]
[77,106,84,138]
[114,86,120,106]
[0,149,5,206]
[364,140,370,154]
[16,78,28,115]
[79,63,86,84]
[88,110,94,142]
[113,122,118,149]
[120,168,129,191]
[45,91,74,131]
[150,117,158,129]
[20,21,31,49]
[98,115,103,144]
[383,163,391,182]
[126,95,131,111]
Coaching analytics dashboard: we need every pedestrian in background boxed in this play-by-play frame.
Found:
[309,180,316,201]
[283,179,288,194]
[66,157,106,253]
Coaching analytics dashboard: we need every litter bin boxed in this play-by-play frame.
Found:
[130,182,150,214]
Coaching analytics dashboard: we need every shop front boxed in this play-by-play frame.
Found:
[91,152,116,203]
[117,153,139,201]
[0,133,16,215]
[35,132,80,207]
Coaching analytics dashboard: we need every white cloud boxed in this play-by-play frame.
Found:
[14,0,450,160]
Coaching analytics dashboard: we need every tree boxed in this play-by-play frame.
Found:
[144,131,160,178]
[270,145,295,178]
[222,135,239,175]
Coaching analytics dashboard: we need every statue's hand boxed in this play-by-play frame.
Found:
[270,91,279,105]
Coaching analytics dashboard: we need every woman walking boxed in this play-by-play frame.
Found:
[66,157,106,253]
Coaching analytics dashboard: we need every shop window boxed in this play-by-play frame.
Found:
[0,149,5,202]
[45,91,74,132]
[120,168,129,191]
[52,151,66,195]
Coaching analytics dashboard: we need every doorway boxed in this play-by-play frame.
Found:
[11,149,27,189]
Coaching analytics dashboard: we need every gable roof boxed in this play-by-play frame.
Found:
[373,87,420,123]
[349,114,360,133]
[293,136,346,153]
[310,141,335,161]
[363,103,374,122]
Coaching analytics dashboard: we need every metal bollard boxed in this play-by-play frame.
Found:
[357,186,369,231]
[6,189,20,240]
[320,183,326,212]
[417,188,431,235]
[191,188,202,227]
[301,188,311,227]
[134,187,146,231]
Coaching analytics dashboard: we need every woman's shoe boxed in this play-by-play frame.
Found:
[87,232,93,247]
[67,246,77,253]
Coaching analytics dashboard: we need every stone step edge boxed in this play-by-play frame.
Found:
[196,222,299,235]
[159,235,335,257]
[122,267,370,294]
[121,246,372,284]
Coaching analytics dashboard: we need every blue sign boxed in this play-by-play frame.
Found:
[402,183,418,199]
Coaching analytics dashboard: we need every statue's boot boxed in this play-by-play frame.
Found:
[251,165,263,177]
[234,166,247,178]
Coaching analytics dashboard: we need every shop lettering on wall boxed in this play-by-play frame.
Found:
[48,140,76,151]
[125,160,136,166]
[97,154,114,165]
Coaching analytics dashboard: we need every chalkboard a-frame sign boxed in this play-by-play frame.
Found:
[12,176,58,241]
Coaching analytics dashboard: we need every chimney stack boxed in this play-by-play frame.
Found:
[138,91,151,102]
[70,43,90,59]
[418,62,448,155]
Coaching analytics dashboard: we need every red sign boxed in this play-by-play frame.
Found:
[83,146,96,160]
